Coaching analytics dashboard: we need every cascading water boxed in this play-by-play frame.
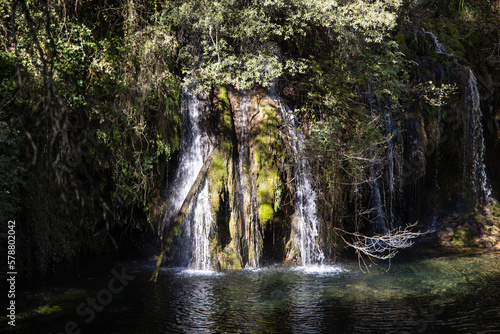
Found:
[365,82,400,233]
[425,30,491,207]
[269,89,325,266]
[163,89,213,270]
[190,180,213,271]
[465,69,492,205]
[426,31,447,54]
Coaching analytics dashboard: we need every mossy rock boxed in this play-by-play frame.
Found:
[488,200,500,223]
[251,90,285,227]
[453,225,478,246]
[259,203,274,225]
[208,150,229,210]
[473,213,491,226]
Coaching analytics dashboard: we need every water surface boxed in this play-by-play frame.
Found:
[6,248,500,333]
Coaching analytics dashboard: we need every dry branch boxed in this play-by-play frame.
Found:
[334,223,424,270]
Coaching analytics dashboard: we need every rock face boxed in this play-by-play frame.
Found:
[159,85,326,270]
[207,87,288,269]
[328,29,500,249]
[394,31,497,227]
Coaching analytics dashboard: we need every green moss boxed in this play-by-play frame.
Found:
[473,214,488,225]
[252,94,285,227]
[222,244,242,270]
[210,153,226,182]
[212,211,243,270]
[208,150,228,210]
[208,88,289,266]
[453,226,477,246]
[257,169,278,226]
[218,85,234,154]
[490,200,500,220]
[224,215,243,269]
[207,86,236,259]
[259,203,274,225]
[35,304,63,315]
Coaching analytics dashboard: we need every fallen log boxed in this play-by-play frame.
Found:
[150,150,216,282]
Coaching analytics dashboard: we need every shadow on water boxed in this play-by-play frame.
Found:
[3,248,500,334]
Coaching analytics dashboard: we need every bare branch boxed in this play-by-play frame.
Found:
[334,223,424,270]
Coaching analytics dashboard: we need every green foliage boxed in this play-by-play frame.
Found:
[286,35,409,231]
[159,0,403,91]
[423,0,500,60]
[0,0,184,273]
[0,54,24,223]
[35,305,63,315]
[412,81,457,107]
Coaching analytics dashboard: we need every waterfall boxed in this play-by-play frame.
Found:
[269,89,325,266]
[465,69,492,205]
[163,89,213,270]
[384,108,399,229]
[365,82,400,233]
[426,31,491,205]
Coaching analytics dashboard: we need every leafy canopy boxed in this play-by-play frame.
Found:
[159,0,402,91]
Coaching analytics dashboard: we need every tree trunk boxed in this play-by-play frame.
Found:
[150,150,216,282]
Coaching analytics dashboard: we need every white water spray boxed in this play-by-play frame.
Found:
[191,179,213,271]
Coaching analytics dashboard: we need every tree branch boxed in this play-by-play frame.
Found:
[334,223,424,271]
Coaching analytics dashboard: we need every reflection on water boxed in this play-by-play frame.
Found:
[8,249,500,333]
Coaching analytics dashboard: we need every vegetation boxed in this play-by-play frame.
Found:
[1,0,182,273]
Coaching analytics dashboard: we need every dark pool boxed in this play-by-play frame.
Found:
[4,249,500,333]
